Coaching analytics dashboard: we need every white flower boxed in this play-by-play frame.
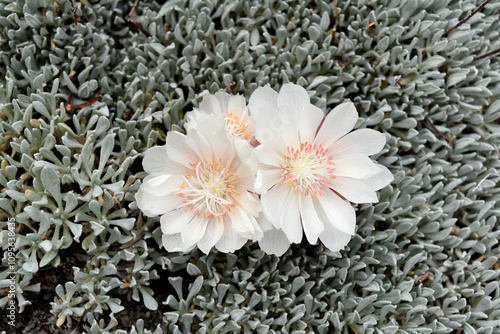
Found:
[135,114,270,254]
[249,83,393,255]
[185,91,255,141]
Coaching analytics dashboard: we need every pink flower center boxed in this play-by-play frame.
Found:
[279,142,336,198]
[177,160,239,221]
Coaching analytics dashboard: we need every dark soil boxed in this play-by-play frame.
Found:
[0,244,170,334]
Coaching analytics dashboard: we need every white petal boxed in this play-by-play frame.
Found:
[330,128,386,158]
[258,228,291,256]
[261,184,288,229]
[299,194,324,244]
[228,208,263,240]
[162,233,191,252]
[197,217,225,254]
[235,192,262,218]
[330,177,379,203]
[136,189,183,217]
[227,94,246,114]
[166,131,200,166]
[144,174,170,187]
[215,217,248,253]
[255,105,299,147]
[160,208,196,234]
[279,190,302,244]
[233,137,257,171]
[277,83,310,114]
[314,196,354,252]
[203,115,235,165]
[364,164,394,191]
[276,105,300,148]
[254,167,283,194]
[316,190,356,235]
[184,108,204,130]
[233,164,256,191]
[318,221,353,252]
[314,102,358,148]
[248,85,279,119]
[185,127,212,162]
[142,174,183,196]
[249,86,300,146]
[228,206,257,235]
[180,215,208,248]
[255,212,274,232]
[143,145,189,175]
[143,145,168,173]
[214,91,231,111]
[255,145,285,167]
[298,104,325,143]
[332,154,383,179]
[199,93,222,114]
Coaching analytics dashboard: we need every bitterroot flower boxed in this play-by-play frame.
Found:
[249,83,393,255]
[135,114,269,254]
[185,91,255,141]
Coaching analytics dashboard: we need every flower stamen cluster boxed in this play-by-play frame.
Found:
[279,142,336,198]
[177,161,239,221]
[225,111,249,139]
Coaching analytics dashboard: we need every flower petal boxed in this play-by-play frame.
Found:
[199,93,222,114]
[279,190,302,244]
[227,94,246,114]
[203,115,235,165]
[255,145,285,167]
[250,86,299,146]
[143,145,189,175]
[258,228,291,256]
[330,177,379,203]
[184,108,203,131]
[180,215,208,248]
[214,91,231,110]
[314,194,354,252]
[233,138,257,172]
[235,192,262,218]
[254,104,299,146]
[228,206,257,235]
[136,189,183,217]
[275,104,301,148]
[197,217,225,254]
[255,212,274,232]
[185,127,212,162]
[248,85,279,119]
[298,104,324,143]
[261,184,289,229]
[330,128,386,158]
[364,164,394,191]
[332,154,383,179]
[141,174,184,196]
[318,221,353,252]
[314,102,358,148]
[299,194,324,244]
[161,208,196,235]
[162,233,192,252]
[254,167,283,194]
[216,217,248,253]
[233,164,257,191]
[315,190,356,235]
[166,131,200,166]
[277,83,310,114]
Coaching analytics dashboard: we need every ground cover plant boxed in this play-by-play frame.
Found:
[1,0,500,333]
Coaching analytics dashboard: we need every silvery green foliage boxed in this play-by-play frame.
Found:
[0,0,499,333]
